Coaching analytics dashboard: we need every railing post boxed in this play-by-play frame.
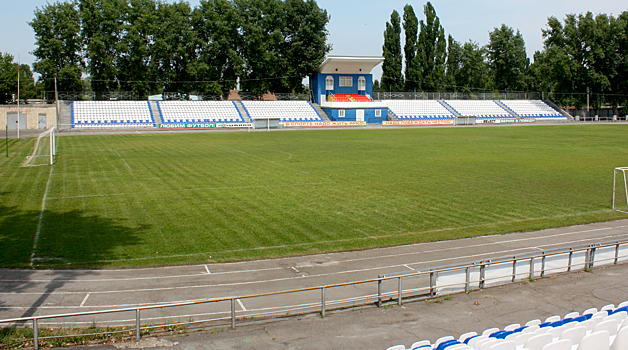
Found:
[529,257,535,280]
[397,277,403,305]
[231,299,236,329]
[589,247,596,269]
[321,287,326,318]
[615,243,620,265]
[377,276,382,307]
[512,258,517,282]
[479,264,486,289]
[33,318,39,350]
[429,271,435,296]
[541,253,546,277]
[568,249,573,272]
[465,267,471,293]
[136,309,141,340]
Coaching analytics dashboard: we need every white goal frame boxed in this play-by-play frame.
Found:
[24,127,56,166]
[613,167,628,213]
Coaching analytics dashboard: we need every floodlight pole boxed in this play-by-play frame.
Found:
[17,56,20,139]
[55,75,60,130]
[586,87,590,122]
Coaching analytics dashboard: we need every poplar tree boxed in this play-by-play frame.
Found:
[416,2,446,91]
[403,5,419,91]
[381,10,403,91]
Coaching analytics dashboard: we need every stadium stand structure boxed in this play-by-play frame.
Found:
[157,101,245,124]
[442,100,513,120]
[72,101,156,128]
[386,301,628,350]
[241,101,324,122]
[499,100,566,120]
[384,100,456,120]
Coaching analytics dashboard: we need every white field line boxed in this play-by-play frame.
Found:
[8,232,628,297]
[111,148,132,171]
[28,219,628,268]
[30,166,54,266]
[79,293,90,307]
[204,265,211,274]
[46,181,334,200]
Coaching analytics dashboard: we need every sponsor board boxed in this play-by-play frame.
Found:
[476,118,536,124]
[283,121,367,127]
[158,123,252,129]
[382,120,455,126]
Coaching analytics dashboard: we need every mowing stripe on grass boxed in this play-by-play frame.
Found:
[30,166,53,266]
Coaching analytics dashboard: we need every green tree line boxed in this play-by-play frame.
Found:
[380,2,628,109]
[26,0,330,97]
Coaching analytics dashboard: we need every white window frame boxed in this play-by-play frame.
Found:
[325,76,334,90]
[375,109,382,117]
[339,76,353,87]
[338,110,346,118]
[358,76,366,91]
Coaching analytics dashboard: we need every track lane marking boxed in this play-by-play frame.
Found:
[30,166,53,266]
[79,293,90,307]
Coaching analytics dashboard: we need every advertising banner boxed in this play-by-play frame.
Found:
[283,121,367,127]
[157,123,253,129]
[382,120,454,126]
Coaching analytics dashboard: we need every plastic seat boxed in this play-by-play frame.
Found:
[594,319,619,337]
[487,340,515,350]
[579,330,610,350]
[605,311,627,323]
[522,325,539,333]
[523,333,553,350]
[525,319,541,327]
[513,333,534,346]
[611,326,628,350]
[458,332,477,342]
[476,338,500,350]
[503,324,520,331]
[547,325,567,338]
[434,336,454,347]
[544,315,561,323]
[559,325,586,345]
[540,339,571,350]
[467,335,487,348]
[410,340,431,349]
[482,328,499,336]
[618,301,628,309]
[564,311,579,319]
[602,304,616,311]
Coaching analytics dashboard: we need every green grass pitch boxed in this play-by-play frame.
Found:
[1,124,627,268]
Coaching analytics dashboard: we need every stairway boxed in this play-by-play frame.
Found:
[310,103,330,121]
[232,101,251,122]
[148,101,162,125]
[437,101,462,117]
[57,101,73,131]
[494,100,520,118]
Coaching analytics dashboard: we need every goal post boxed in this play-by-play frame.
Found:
[613,167,628,213]
[24,127,56,166]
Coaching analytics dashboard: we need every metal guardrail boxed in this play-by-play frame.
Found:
[1,239,626,349]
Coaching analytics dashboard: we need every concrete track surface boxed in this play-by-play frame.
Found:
[2,220,628,334]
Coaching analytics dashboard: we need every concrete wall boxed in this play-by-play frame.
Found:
[0,104,57,130]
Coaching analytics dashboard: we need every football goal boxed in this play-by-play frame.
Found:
[24,127,56,166]
[613,167,628,213]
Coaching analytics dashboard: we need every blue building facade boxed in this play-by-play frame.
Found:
[310,56,388,124]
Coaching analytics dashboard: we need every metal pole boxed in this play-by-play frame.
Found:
[479,265,485,289]
[615,243,620,265]
[568,250,573,272]
[321,287,326,317]
[33,318,39,350]
[136,309,141,340]
[55,76,59,130]
[397,277,402,305]
[17,56,20,140]
[512,258,517,282]
[429,271,435,296]
[50,129,53,165]
[541,254,546,277]
[231,299,236,329]
[587,87,590,121]
[377,278,382,307]
[529,257,535,280]
[465,267,471,293]
[614,168,617,211]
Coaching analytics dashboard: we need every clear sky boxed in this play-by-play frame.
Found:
[2,0,626,80]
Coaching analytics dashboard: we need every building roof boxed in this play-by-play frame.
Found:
[316,56,384,74]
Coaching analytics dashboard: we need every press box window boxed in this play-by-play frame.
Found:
[325,76,334,90]
[339,77,353,87]
[338,110,346,118]
[375,110,382,117]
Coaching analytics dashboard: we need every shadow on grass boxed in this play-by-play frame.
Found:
[0,194,148,322]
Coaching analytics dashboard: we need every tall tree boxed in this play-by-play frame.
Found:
[486,24,529,92]
[403,4,419,91]
[417,2,446,91]
[458,40,489,92]
[30,0,83,92]
[444,35,462,90]
[381,10,403,91]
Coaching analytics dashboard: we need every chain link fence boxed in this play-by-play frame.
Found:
[373,91,542,101]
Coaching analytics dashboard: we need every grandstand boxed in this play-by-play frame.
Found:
[241,100,324,122]
[442,100,514,120]
[157,100,244,124]
[499,100,566,120]
[384,100,455,120]
[387,302,628,350]
[71,101,156,128]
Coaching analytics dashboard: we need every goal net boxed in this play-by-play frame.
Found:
[24,127,56,166]
[613,167,628,213]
